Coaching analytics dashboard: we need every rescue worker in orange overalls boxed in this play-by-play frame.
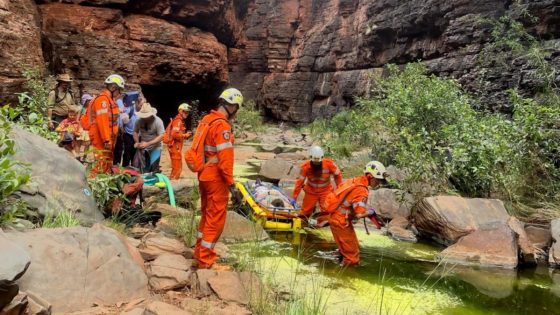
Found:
[293,146,343,225]
[88,74,124,177]
[194,88,243,269]
[167,103,193,179]
[326,161,387,266]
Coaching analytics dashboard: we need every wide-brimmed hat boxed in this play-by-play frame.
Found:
[56,73,73,82]
[137,103,157,119]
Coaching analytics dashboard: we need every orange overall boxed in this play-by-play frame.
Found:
[167,114,191,179]
[293,158,342,220]
[328,175,369,266]
[88,90,119,177]
[194,110,234,268]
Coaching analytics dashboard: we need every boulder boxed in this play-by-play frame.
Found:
[207,271,249,305]
[10,127,102,225]
[25,291,52,315]
[3,226,148,313]
[438,224,518,269]
[0,280,19,311]
[414,196,510,245]
[387,216,417,243]
[275,152,306,161]
[220,211,268,243]
[258,159,299,181]
[549,219,560,268]
[148,254,193,291]
[507,217,537,265]
[120,308,145,315]
[192,269,217,297]
[0,292,27,315]
[525,225,551,249]
[368,189,414,219]
[144,301,191,315]
[139,233,190,261]
[0,231,30,282]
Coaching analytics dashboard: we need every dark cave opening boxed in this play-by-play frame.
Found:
[140,81,223,130]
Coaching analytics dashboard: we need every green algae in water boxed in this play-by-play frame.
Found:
[230,230,560,315]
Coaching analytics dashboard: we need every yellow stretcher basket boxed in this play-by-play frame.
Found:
[234,182,303,232]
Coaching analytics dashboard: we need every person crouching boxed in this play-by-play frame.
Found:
[325,161,387,266]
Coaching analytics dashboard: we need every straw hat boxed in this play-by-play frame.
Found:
[137,103,157,119]
[56,73,73,82]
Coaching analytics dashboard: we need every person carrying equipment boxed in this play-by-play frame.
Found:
[323,161,387,266]
[88,74,124,177]
[185,87,243,269]
[165,103,193,179]
[293,146,343,225]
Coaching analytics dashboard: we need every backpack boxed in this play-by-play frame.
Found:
[184,117,226,172]
[322,183,368,214]
[79,94,100,131]
[162,118,174,145]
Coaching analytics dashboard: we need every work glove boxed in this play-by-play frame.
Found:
[290,199,298,207]
[229,184,236,196]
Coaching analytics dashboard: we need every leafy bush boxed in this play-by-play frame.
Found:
[87,172,130,212]
[311,63,560,207]
[2,67,58,142]
[0,113,30,202]
[235,100,266,136]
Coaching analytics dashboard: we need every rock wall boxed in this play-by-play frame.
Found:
[0,0,558,121]
[0,0,43,104]
[39,3,229,97]
[230,0,560,122]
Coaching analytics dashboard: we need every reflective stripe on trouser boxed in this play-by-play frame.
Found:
[329,219,360,265]
[300,191,330,217]
[194,180,229,268]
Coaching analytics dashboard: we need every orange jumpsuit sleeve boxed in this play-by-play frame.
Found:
[213,121,235,186]
[170,118,184,141]
[293,162,308,199]
[93,96,112,143]
[349,187,369,216]
[330,161,343,187]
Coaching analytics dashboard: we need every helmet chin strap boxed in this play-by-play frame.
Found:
[222,104,238,118]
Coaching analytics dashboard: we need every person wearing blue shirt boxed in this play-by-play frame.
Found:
[114,92,140,167]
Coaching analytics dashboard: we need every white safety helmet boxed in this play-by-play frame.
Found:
[364,161,387,180]
[104,74,125,89]
[219,88,243,106]
[309,146,324,163]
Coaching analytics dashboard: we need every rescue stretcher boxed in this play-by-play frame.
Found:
[234,181,303,232]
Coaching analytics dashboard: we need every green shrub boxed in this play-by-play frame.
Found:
[311,62,560,207]
[0,113,30,202]
[235,100,266,136]
[2,67,58,142]
[87,172,130,212]
[42,209,80,228]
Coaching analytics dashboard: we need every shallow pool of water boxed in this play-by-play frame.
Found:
[231,228,560,315]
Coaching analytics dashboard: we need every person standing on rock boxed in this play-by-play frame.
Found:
[191,88,243,269]
[47,74,77,130]
[88,74,124,177]
[324,161,387,266]
[165,103,193,179]
[133,102,165,173]
[293,146,343,225]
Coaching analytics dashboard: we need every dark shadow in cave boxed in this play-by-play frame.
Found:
[140,81,223,130]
